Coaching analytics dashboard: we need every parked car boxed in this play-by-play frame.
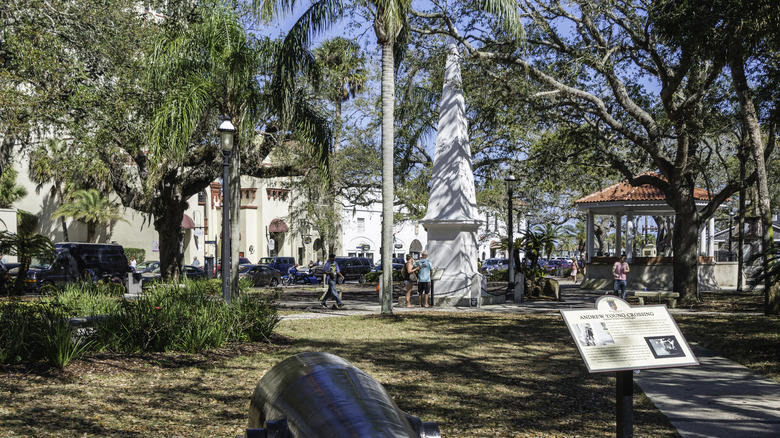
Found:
[238,264,282,287]
[18,243,130,292]
[334,257,372,284]
[134,260,160,273]
[214,257,252,276]
[543,259,572,274]
[481,258,509,273]
[140,265,207,287]
[258,256,296,275]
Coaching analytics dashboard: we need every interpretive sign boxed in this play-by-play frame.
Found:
[560,296,698,373]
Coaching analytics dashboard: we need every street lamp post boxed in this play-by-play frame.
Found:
[505,175,518,302]
[219,117,236,304]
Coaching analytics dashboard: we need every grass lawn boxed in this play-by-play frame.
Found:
[0,311,681,437]
[3,285,777,438]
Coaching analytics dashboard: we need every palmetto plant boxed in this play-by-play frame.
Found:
[0,166,27,209]
[533,223,564,259]
[52,189,126,243]
[0,211,55,295]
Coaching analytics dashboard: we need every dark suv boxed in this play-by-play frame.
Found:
[258,256,296,274]
[22,243,130,291]
[334,257,372,284]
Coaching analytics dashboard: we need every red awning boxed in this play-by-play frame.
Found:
[269,218,289,233]
[182,214,195,230]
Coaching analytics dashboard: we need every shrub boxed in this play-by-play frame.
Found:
[91,280,279,353]
[0,300,90,368]
[1,280,280,366]
[230,294,280,342]
[39,306,92,369]
[365,271,380,283]
[0,300,46,363]
[45,282,123,317]
[365,270,402,283]
[485,269,508,282]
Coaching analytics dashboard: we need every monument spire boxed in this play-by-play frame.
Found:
[420,39,486,305]
[422,39,479,223]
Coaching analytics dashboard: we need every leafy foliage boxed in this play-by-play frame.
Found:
[0,166,27,209]
[0,280,279,367]
[51,189,127,243]
[0,211,55,295]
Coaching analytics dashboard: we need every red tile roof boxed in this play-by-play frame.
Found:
[575,174,714,204]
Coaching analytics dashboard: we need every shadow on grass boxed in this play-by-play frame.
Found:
[0,313,680,437]
[267,313,680,437]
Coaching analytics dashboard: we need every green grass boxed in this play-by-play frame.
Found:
[0,312,680,437]
[675,313,780,382]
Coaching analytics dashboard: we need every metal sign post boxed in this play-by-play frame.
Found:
[560,296,698,438]
[616,370,634,437]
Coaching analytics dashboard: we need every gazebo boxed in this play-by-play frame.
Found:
[574,175,739,291]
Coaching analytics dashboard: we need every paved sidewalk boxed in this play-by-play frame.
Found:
[635,343,780,437]
[277,282,780,437]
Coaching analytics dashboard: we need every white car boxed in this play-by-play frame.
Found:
[482,258,509,272]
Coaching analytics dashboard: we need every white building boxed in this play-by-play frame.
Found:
[476,208,527,262]
[9,153,309,267]
[341,197,427,264]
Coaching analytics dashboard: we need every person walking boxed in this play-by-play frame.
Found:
[321,253,344,309]
[611,253,630,299]
[414,250,434,308]
[192,256,201,268]
[129,256,137,271]
[403,254,418,308]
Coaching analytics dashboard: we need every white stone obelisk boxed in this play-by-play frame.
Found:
[419,39,484,306]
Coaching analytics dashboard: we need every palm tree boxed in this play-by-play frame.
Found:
[314,37,367,150]
[51,189,126,243]
[534,223,564,259]
[0,211,55,295]
[0,166,27,208]
[28,139,73,241]
[146,3,264,288]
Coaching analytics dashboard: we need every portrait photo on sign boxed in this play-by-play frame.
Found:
[645,335,685,358]
[575,322,616,347]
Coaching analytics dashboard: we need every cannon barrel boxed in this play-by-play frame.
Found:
[246,352,440,438]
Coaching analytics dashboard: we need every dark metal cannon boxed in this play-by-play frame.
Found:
[246,352,441,438]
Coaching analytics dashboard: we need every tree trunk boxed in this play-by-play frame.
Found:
[87,224,97,243]
[672,209,700,303]
[56,186,69,242]
[730,55,779,315]
[155,202,186,281]
[380,41,395,315]
[154,175,186,281]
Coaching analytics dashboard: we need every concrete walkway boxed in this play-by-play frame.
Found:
[277,282,780,437]
[636,343,780,437]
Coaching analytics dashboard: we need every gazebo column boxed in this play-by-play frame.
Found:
[699,225,707,255]
[707,217,715,257]
[586,211,594,262]
[626,212,635,261]
[615,214,622,256]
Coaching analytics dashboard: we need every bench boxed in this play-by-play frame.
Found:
[632,290,680,308]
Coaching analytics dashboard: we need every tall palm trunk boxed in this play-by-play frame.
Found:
[230,149,241,301]
[380,41,395,315]
[56,186,69,242]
